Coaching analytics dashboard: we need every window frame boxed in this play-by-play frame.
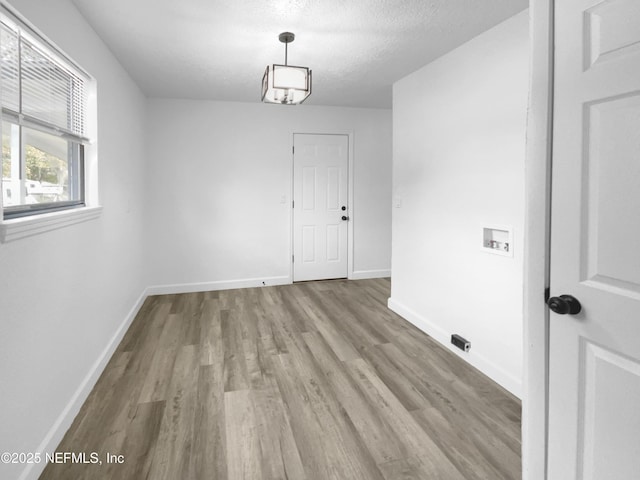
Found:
[0,1,99,241]
[3,122,86,219]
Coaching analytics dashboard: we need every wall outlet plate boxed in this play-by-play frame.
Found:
[451,334,470,352]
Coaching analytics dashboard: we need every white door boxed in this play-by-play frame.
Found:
[548,1,640,478]
[293,134,348,282]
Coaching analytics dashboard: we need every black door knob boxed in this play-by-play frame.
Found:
[341,215,349,221]
[341,206,347,211]
[547,294,582,315]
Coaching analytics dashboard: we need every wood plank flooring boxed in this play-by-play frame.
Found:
[40,278,521,480]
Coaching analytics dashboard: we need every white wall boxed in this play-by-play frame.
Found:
[145,100,392,292]
[0,1,148,479]
[389,11,529,396]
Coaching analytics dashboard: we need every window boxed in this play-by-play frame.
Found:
[1,11,90,219]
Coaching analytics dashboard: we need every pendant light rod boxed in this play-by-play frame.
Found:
[279,32,295,66]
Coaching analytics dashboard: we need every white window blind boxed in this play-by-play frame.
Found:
[0,19,88,141]
[0,22,19,112]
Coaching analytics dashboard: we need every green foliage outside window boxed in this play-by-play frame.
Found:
[2,141,66,186]
[1,141,9,178]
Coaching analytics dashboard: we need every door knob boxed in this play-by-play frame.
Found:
[341,206,347,211]
[547,294,582,315]
[341,215,349,221]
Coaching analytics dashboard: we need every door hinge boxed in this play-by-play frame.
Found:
[292,146,295,154]
[292,255,294,263]
[544,287,550,303]
[292,200,294,208]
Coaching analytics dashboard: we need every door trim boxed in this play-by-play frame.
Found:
[289,131,355,282]
[524,1,554,479]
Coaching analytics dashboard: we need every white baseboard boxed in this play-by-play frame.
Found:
[146,275,292,296]
[387,297,522,398]
[19,288,149,480]
[350,269,391,280]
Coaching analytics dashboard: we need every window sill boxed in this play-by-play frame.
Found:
[0,205,103,243]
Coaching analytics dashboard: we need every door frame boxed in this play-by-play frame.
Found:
[289,130,355,283]
[524,0,554,479]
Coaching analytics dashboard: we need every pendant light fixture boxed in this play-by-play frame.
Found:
[261,32,312,105]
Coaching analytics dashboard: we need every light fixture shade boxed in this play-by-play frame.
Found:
[262,64,312,104]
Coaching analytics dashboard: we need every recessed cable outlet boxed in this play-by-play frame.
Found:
[451,334,470,352]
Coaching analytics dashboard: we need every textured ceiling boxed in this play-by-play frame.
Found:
[70,0,528,108]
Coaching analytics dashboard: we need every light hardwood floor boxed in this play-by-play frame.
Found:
[40,278,521,480]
